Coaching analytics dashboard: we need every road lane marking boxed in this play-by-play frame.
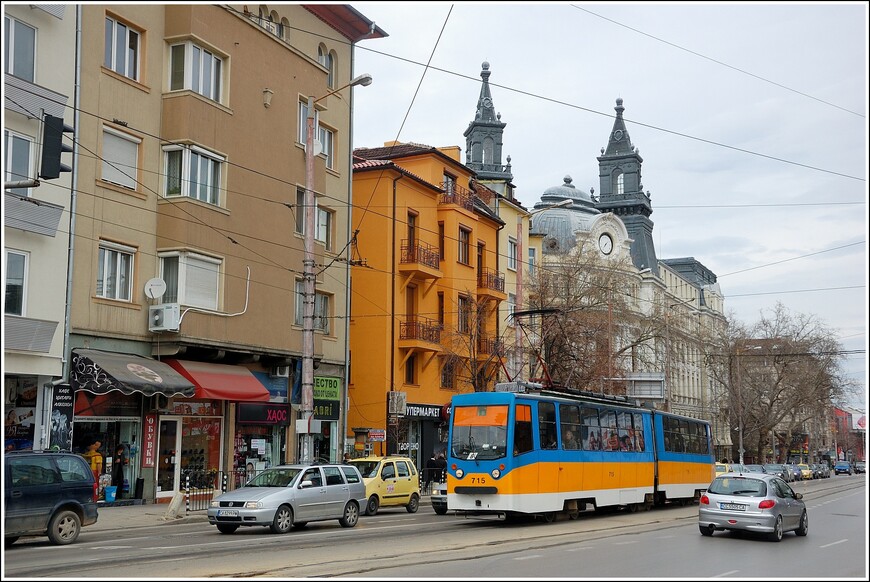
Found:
[514,555,542,561]
[820,539,848,548]
[712,570,740,577]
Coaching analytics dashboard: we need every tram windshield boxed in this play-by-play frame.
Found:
[450,405,508,460]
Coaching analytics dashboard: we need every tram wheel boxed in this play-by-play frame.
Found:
[542,512,557,523]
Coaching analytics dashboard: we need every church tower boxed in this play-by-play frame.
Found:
[596,98,659,276]
[464,62,513,185]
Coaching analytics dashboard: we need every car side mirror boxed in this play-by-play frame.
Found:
[299,479,312,489]
[794,492,803,500]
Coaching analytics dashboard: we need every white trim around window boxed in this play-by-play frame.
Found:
[97,241,135,301]
[163,144,224,205]
[4,15,36,83]
[168,41,223,102]
[104,16,140,81]
[4,249,28,316]
[507,237,517,271]
[4,129,33,196]
[158,251,221,310]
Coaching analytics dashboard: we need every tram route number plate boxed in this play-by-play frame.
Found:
[218,509,239,517]
[720,503,746,511]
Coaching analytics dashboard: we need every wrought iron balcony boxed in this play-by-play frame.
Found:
[399,316,442,351]
[477,267,506,301]
[439,183,475,212]
[399,239,441,279]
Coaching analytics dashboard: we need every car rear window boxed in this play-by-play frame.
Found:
[708,477,767,497]
[56,456,91,482]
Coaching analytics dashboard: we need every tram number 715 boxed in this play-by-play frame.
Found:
[470,477,487,484]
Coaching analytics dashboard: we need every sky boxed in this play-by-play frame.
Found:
[348,2,868,409]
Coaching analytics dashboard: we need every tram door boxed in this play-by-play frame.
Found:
[156,418,181,501]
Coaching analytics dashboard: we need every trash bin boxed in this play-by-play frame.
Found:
[134,477,144,500]
[104,486,117,502]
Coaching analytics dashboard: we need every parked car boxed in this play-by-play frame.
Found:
[349,455,421,515]
[813,463,831,479]
[4,450,99,545]
[797,464,814,480]
[699,472,808,542]
[744,464,767,474]
[833,460,853,475]
[207,463,366,534]
[763,463,793,482]
[786,464,803,481]
[854,461,866,474]
[431,479,449,515]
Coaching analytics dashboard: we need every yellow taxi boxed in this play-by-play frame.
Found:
[797,463,814,480]
[348,455,421,516]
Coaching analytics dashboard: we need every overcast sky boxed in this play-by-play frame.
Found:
[348,2,868,409]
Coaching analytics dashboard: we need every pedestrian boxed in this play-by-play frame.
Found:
[112,445,126,497]
[425,451,438,491]
[343,452,351,464]
[82,436,103,482]
[435,452,447,483]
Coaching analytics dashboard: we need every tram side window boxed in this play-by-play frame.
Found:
[617,411,633,451]
[538,402,558,449]
[601,409,619,451]
[632,414,645,451]
[560,404,581,450]
[514,404,533,456]
[580,406,601,451]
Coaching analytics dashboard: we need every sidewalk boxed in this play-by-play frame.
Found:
[91,494,432,533]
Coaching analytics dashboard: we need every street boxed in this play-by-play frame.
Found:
[3,476,866,579]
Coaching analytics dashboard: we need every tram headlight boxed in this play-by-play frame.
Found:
[491,469,500,479]
[455,469,464,478]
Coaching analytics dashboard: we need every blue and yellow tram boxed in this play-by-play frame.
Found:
[445,387,714,520]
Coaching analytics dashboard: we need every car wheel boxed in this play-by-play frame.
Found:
[699,524,714,537]
[434,505,448,516]
[270,504,293,534]
[47,510,81,545]
[406,493,419,514]
[365,495,379,516]
[216,524,238,534]
[796,511,809,536]
[339,501,360,528]
[768,515,783,542]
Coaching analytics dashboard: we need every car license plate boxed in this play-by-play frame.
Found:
[720,503,746,511]
[218,509,239,517]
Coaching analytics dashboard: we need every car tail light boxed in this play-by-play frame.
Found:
[758,499,775,510]
[699,494,709,505]
[93,482,99,502]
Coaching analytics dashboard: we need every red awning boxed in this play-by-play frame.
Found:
[164,359,270,402]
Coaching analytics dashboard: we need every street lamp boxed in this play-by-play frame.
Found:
[301,73,372,463]
[514,199,571,380]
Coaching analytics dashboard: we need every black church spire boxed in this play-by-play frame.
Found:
[464,62,512,182]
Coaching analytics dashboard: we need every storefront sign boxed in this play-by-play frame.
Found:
[74,391,141,418]
[49,384,74,451]
[368,429,386,442]
[237,402,290,425]
[142,413,157,468]
[403,403,442,419]
[313,376,340,420]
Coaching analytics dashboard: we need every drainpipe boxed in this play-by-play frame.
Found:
[43,5,82,450]
[388,174,402,455]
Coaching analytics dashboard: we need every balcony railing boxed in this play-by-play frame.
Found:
[400,239,440,271]
[477,268,505,293]
[400,316,442,345]
[439,183,475,211]
[477,335,503,357]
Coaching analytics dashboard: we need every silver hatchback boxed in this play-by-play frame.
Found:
[699,472,808,542]
[207,464,366,534]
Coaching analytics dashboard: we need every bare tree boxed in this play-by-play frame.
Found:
[439,294,505,393]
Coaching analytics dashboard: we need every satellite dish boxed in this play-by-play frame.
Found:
[313,139,323,156]
[144,278,167,300]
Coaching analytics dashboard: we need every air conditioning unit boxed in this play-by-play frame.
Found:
[270,366,290,378]
[149,303,180,332]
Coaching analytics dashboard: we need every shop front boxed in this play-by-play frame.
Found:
[234,401,290,485]
[397,402,448,474]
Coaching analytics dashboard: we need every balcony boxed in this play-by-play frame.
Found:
[439,183,475,212]
[477,268,507,302]
[399,316,442,352]
[398,239,442,280]
[476,335,503,359]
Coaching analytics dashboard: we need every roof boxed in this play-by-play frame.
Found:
[352,157,442,192]
[303,5,388,42]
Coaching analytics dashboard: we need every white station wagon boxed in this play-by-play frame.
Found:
[207,463,366,534]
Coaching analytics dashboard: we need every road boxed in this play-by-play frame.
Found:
[3,476,866,579]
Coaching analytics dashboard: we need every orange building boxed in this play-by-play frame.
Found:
[349,142,506,467]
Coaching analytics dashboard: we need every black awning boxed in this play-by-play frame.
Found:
[70,349,196,398]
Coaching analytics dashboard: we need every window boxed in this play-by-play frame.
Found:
[294,280,331,333]
[4,130,32,196]
[528,247,536,278]
[507,237,517,271]
[458,227,471,265]
[438,222,445,260]
[442,173,455,196]
[440,359,455,389]
[97,241,135,301]
[163,145,223,205]
[159,251,220,310]
[102,127,140,189]
[104,16,140,81]
[405,354,416,385]
[295,188,305,233]
[4,16,35,82]
[316,207,333,250]
[613,170,624,195]
[5,250,27,316]
[437,292,444,326]
[538,401,557,449]
[323,466,343,486]
[169,41,222,102]
[298,100,319,145]
[457,295,470,334]
[317,46,335,89]
[319,126,335,170]
[507,293,515,320]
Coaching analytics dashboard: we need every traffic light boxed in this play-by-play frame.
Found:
[39,113,73,180]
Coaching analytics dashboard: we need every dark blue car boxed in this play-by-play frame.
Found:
[833,460,853,475]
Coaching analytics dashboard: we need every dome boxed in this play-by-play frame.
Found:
[529,175,600,253]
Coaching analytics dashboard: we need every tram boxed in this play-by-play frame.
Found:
[445,383,714,521]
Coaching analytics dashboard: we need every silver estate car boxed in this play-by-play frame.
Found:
[699,472,808,542]
[207,464,366,534]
